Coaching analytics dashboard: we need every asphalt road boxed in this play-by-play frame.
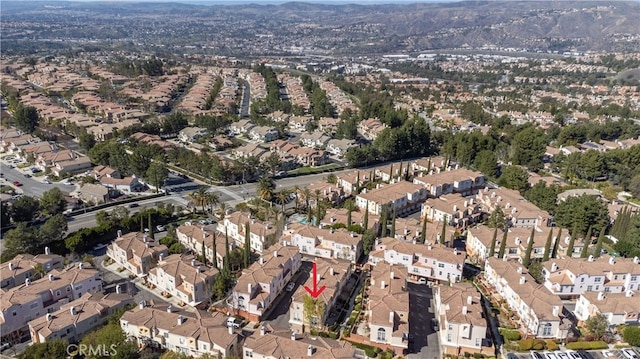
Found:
[1,162,74,197]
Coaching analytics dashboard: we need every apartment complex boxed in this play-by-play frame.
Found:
[574,291,639,327]
[286,223,363,262]
[176,224,227,269]
[466,225,556,263]
[369,237,465,283]
[484,258,570,339]
[1,251,64,290]
[147,255,218,306]
[542,255,640,299]
[355,180,427,216]
[217,212,277,254]
[106,231,169,277]
[243,329,356,359]
[289,258,352,334]
[121,305,239,358]
[421,193,483,228]
[229,244,301,322]
[29,292,133,343]
[434,283,490,356]
[413,168,485,197]
[475,187,550,228]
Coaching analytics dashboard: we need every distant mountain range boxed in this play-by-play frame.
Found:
[3,1,639,55]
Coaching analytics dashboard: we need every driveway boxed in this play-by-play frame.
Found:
[406,282,440,359]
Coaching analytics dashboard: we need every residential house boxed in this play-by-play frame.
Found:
[300,132,331,149]
[106,231,169,277]
[77,183,113,204]
[475,187,550,228]
[179,127,209,143]
[574,291,639,327]
[288,146,328,167]
[0,263,102,339]
[355,181,427,216]
[148,255,218,306]
[366,262,409,351]
[466,225,556,263]
[369,237,465,283]
[484,258,570,339]
[285,223,362,262]
[51,155,92,177]
[374,162,410,183]
[542,255,640,300]
[29,292,133,344]
[176,224,227,269]
[289,258,352,333]
[231,143,268,160]
[288,116,311,132]
[413,168,485,197]
[410,156,449,176]
[243,329,356,359]
[35,149,74,170]
[228,119,255,136]
[421,193,483,228]
[336,170,370,196]
[1,251,64,290]
[556,189,602,202]
[325,138,356,158]
[217,212,277,254]
[229,244,301,322]
[358,118,388,140]
[100,175,142,194]
[434,283,491,356]
[320,208,380,233]
[92,165,121,180]
[121,305,239,358]
[249,126,279,143]
[306,181,345,206]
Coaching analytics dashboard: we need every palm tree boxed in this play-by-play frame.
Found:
[300,187,311,212]
[205,191,220,215]
[189,187,207,214]
[276,189,290,215]
[257,176,275,203]
[292,185,301,211]
[32,264,45,280]
[217,202,228,219]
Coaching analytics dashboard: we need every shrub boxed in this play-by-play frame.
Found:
[565,341,608,350]
[500,329,522,341]
[623,326,640,346]
[532,340,545,350]
[545,340,558,350]
[518,339,534,351]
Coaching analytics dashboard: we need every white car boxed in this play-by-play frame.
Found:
[286,282,295,292]
[42,179,51,184]
[622,349,640,359]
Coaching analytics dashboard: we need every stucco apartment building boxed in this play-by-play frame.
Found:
[466,225,557,263]
[217,212,277,254]
[355,180,427,216]
[320,208,380,233]
[542,255,640,300]
[29,292,133,344]
[121,304,239,358]
[229,244,301,322]
[106,231,169,277]
[0,263,102,340]
[285,223,363,262]
[413,168,485,197]
[289,258,352,333]
[484,258,570,339]
[243,328,356,359]
[147,255,218,306]
[435,283,491,356]
[176,224,227,269]
[475,187,551,228]
[421,193,483,228]
[1,251,64,290]
[369,237,465,283]
[336,170,371,196]
[574,291,639,327]
[366,262,409,351]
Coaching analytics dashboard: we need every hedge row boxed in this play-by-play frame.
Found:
[565,341,608,350]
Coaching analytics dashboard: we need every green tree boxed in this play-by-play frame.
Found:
[488,227,498,258]
[80,321,139,359]
[11,195,39,222]
[380,204,389,237]
[554,195,609,237]
[584,313,608,340]
[474,150,498,178]
[486,207,505,229]
[363,204,369,230]
[623,326,640,346]
[542,228,554,261]
[38,214,68,246]
[146,159,169,193]
[528,260,544,283]
[498,228,508,259]
[439,216,447,245]
[420,217,427,243]
[498,165,530,193]
[551,227,562,259]
[510,125,546,171]
[244,222,251,268]
[303,294,326,332]
[593,227,605,258]
[523,226,536,268]
[362,228,376,255]
[13,105,39,133]
[257,176,275,202]
[18,339,68,359]
[1,222,38,259]
[78,131,97,152]
[525,182,560,215]
[1,202,12,226]
[580,225,593,258]
[566,223,579,258]
[39,188,67,216]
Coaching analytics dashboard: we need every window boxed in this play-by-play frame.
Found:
[438,263,445,268]
[245,350,253,358]
[595,277,602,283]
[631,276,638,282]
[201,344,207,351]
[179,338,185,344]
[447,334,452,342]
[476,338,482,346]
[587,286,593,291]
[164,332,169,339]
[30,302,38,309]
[377,328,386,341]
[238,296,245,309]
[580,278,585,283]
[56,290,61,296]
[542,323,552,336]
[448,324,453,330]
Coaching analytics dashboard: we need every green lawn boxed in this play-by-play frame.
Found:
[288,163,341,175]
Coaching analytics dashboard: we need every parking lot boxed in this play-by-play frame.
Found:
[406,282,441,359]
[507,348,640,359]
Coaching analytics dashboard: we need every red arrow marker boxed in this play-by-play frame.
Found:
[304,262,326,299]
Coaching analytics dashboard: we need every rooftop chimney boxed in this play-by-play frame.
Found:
[196,266,201,273]
[78,263,84,269]
[428,244,432,250]
[248,283,253,293]
[143,234,148,242]
[70,306,77,316]
[381,280,386,289]
[609,257,615,265]
[551,262,558,272]
[389,311,394,324]
[145,242,150,249]
[588,255,594,262]
[117,230,122,238]
[634,256,639,264]
[290,331,296,341]
[517,267,522,274]
[177,315,184,325]
[626,290,634,297]
[597,292,605,301]
[191,258,196,267]
[167,305,173,313]
[519,276,526,285]
[307,345,314,356]
[552,306,559,317]
[44,246,50,255]
[46,313,52,321]
[316,274,321,283]
[48,273,54,281]
[274,250,278,258]
[462,306,468,315]
[25,278,30,286]
[228,324,233,335]
[139,300,146,309]
[261,326,266,336]
[390,271,395,280]
[259,257,264,265]
[159,253,164,262]
[467,296,473,305]
[329,267,334,276]
[8,262,13,271]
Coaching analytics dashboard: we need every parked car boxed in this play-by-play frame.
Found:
[128,203,139,208]
[23,173,31,178]
[531,352,544,359]
[156,225,166,232]
[418,277,427,284]
[286,282,295,292]
[227,317,242,329]
[622,349,640,359]
[12,181,22,186]
[42,179,51,184]
[565,350,581,359]
[0,342,10,351]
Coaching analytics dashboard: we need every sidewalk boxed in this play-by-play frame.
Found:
[100,257,197,313]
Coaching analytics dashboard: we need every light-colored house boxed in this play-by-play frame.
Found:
[289,258,352,333]
[542,255,640,300]
[1,251,64,290]
[77,183,113,204]
[475,187,550,228]
[29,292,133,344]
[484,258,570,339]
[228,119,255,136]
[320,207,380,233]
[147,255,218,306]
[358,118,388,140]
[300,132,331,149]
[121,305,239,358]
[0,263,102,338]
[366,262,409,350]
[285,223,362,262]
[179,127,208,143]
[249,126,279,143]
[435,283,491,356]
[410,156,449,176]
[51,155,92,177]
[336,170,371,196]
[466,225,557,263]
[243,329,356,359]
[100,175,141,194]
[413,168,485,197]
[229,244,301,322]
[369,236,465,283]
[421,193,483,228]
[574,291,639,327]
[217,212,277,254]
[176,224,227,269]
[106,231,169,277]
[355,180,427,216]
[326,138,356,158]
